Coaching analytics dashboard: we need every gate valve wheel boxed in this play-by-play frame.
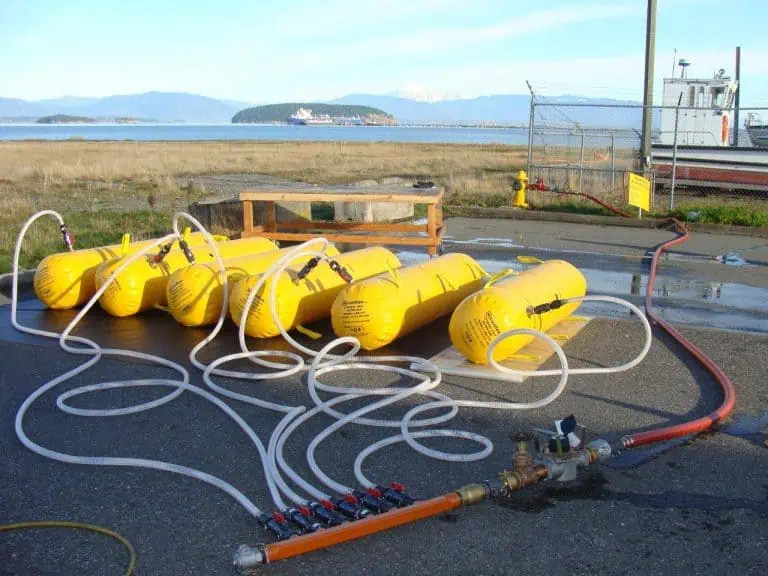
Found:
[344,494,359,505]
[298,506,312,517]
[512,432,533,443]
[367,487,383,498]
[320,499,335,511]
[390,482,405,492]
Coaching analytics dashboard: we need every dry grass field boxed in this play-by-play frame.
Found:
[2,139,765,273]
[0,140,527,271]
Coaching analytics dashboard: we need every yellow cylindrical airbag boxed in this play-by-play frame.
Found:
[331,253,486,350]
[96,237,277,317]
[448,260,587,364]
[33,232,213,310]
[166,245,340,328]
[231,247,400,339]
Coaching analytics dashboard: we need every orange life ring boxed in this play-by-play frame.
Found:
[721,115,729,144]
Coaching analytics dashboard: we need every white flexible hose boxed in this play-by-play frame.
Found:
[13,210,653,519]
[302,296,650,489]
[12,211,288,516]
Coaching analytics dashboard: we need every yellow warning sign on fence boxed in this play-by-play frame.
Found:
[627,173,650,212]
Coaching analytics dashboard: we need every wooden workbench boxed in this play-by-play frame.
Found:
[239,184,445,255]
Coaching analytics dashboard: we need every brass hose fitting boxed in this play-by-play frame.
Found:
[500,464,547,492]
[455,483,489,506]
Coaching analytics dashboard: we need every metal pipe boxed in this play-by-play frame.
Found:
[734,46,741,146]
[641,0,658,169]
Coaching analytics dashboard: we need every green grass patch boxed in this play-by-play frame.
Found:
[669,205,768,227]
[444,192,511,208]
[532,200,613,217]
[1,210,173,274]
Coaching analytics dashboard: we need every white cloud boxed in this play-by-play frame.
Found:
[386,49,768,105]
[316,3,641,60]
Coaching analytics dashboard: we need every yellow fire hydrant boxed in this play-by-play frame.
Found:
[512,170,529,208]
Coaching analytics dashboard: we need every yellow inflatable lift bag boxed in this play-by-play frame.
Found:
[167,245,340,328]
[231,247,400,339]
[34,231,214,310]
[95,237,277,317]
[448,260,587,364]
[331,253,486,350]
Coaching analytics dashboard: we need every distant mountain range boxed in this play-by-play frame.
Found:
[329,94,642,127]
[0,92,251,123]
[0,91,642,127]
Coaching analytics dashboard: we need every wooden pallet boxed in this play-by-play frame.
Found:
[239,184,445,255]
[424,316,591,383]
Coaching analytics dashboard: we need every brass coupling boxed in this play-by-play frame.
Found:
[499,464,547,493]
[455,483,490,507]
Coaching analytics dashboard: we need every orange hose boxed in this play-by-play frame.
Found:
[622,220,736,447]
[263,492,462,563]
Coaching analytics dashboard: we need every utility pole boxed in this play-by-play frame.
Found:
[640,0,657,170]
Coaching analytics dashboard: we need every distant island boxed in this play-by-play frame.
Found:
[34,114,153,124]
[232,103,396,125]
[36,114,96,124]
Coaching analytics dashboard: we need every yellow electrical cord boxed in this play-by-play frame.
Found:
[0,521,136,575]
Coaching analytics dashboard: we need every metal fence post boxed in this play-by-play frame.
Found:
[578,130,585,194]
[526,94,535,177]
[670,95,682,210]
[611,131,616,192]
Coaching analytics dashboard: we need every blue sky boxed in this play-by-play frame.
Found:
[1,0,766,104]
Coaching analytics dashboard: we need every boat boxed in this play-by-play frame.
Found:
[656,60,737,147]
[286,108,312,125]
[745,113,768,148]
[286,108,333,125]
[651,59,768,192]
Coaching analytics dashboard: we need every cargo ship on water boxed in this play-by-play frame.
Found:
[651,58,768,192]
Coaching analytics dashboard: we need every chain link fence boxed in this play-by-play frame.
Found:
[527,100,768,224]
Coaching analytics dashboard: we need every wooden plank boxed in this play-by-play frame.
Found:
[427,316,591,383]
[427,204,437,239]
[275,220,427,233]
[242,200,253,234]
[265,201,277,232]
[426,204,438,256]
[241,225,265,237]
[240,191,442,204]
[257,232,440,246]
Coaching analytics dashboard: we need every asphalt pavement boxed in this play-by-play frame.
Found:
[1,218,767,576]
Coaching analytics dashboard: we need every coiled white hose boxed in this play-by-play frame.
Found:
[12,211,288,516]
[13,210,652,518]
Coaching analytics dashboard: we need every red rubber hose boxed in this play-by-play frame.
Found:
[552,189,632,219]
[528,181,632,218]
[622,220,736,448]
